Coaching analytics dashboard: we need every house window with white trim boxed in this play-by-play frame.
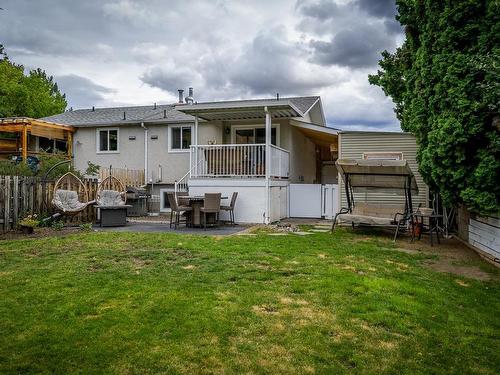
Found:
[169,125,192,151]
[97,128,119,152]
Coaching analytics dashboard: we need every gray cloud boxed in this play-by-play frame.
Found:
[140,67,194,96]
[310,22,395,68]
[0,0,403,130]
[229,29,336,95]
[354,0,397,19]
[56,75,116,109]
[297,0,339,21]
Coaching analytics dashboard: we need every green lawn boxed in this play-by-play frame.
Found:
[0,229,499,374]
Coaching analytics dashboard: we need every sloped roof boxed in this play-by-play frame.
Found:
[40,96,320,127]
[41,104,194,127]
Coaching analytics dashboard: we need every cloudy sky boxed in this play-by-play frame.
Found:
[0,0,404,130]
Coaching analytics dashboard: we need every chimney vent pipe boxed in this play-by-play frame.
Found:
[186,87,194,105]
[178,89,184,103]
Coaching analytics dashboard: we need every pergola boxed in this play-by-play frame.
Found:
[0,117,75,160]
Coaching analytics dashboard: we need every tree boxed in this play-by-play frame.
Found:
[369,0,499,215]
[0,45,67,118]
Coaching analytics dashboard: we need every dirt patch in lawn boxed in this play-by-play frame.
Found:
[0,227,80,241]
[395,237,497,281]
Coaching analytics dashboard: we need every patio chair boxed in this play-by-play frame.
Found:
[200,193,221,230]
[167,192,192,229]
[220,192,238,225]
[176,191,189,207]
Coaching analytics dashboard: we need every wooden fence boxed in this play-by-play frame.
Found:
[98,167,144,188]
[469,215,500,263]
[0,175,98,232]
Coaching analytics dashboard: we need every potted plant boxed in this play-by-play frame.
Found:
[18,214,39,234]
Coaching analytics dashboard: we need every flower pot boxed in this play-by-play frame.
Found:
[20,225,34,234]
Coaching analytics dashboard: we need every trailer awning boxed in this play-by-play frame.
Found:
[336,158,418,193]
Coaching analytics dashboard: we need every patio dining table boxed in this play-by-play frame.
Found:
[184,195,228,227]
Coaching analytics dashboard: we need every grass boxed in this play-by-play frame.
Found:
[0,229,499,374]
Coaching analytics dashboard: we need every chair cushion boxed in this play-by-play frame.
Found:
[338,213,394,226]
[52,189,87,212]
[97,190,125,207]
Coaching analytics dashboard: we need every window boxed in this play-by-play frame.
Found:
[233,126,278,146]
[170,126,192,151]
[97,129,119,152]
[363,152,403,161]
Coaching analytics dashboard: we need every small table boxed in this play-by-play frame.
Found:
[184,196,228,227]
[96,205,132,227]
[411,213,443,246]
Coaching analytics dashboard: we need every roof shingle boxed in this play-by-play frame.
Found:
[41,96,319,127]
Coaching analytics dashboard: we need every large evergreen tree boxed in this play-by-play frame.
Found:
[369,1,499,215]
[0,44,67,118]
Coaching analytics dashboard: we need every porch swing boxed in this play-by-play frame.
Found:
[331,159,418,241]
[52,172,95,216]
[95,167,131,227]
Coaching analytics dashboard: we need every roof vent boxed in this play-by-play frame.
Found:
[178,89,184,104]
[163,109,167,118]
[153,102,157,110]
[185,87,194,105]
[92,106,95,111]
[276,93,280,101]
[123,111,126,120]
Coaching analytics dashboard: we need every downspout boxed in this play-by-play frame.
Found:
[264,106,271,224]
[141,122,148,185]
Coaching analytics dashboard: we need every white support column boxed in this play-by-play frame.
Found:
[194,116,199,177]
[265,107,271,224]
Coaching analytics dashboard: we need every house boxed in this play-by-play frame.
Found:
[42,90,339,223]
[41,90,428,224]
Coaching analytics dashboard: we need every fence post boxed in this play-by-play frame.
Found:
[12,176,19,228]
[4,176,11,231]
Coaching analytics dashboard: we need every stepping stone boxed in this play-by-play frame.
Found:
[268,233,288,236]
[294,231,314,236]
[309,229,329,233]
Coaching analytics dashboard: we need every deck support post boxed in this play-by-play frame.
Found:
[194,116,199,177]
[265,107,271,224]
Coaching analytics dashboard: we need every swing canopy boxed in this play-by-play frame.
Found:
[336,159,418,193]
[332,159,418,235]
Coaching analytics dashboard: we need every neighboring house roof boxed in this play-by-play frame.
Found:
[41,104,194,127]
[40,96,321,127]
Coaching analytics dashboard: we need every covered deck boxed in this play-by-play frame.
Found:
[176,99,301,180]
[0,117,75,160]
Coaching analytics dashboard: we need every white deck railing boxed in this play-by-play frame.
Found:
[190,144,289,179]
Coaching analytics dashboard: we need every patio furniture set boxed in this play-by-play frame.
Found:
[167,192,238,230]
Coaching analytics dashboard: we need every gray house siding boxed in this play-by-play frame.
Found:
[73,122,223,183]
[339,131,429,209]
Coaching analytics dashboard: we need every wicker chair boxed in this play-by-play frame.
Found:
[220,192,238,225]
[176,191,189,207]
[167,192,192,229]
[200,193,221,230]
